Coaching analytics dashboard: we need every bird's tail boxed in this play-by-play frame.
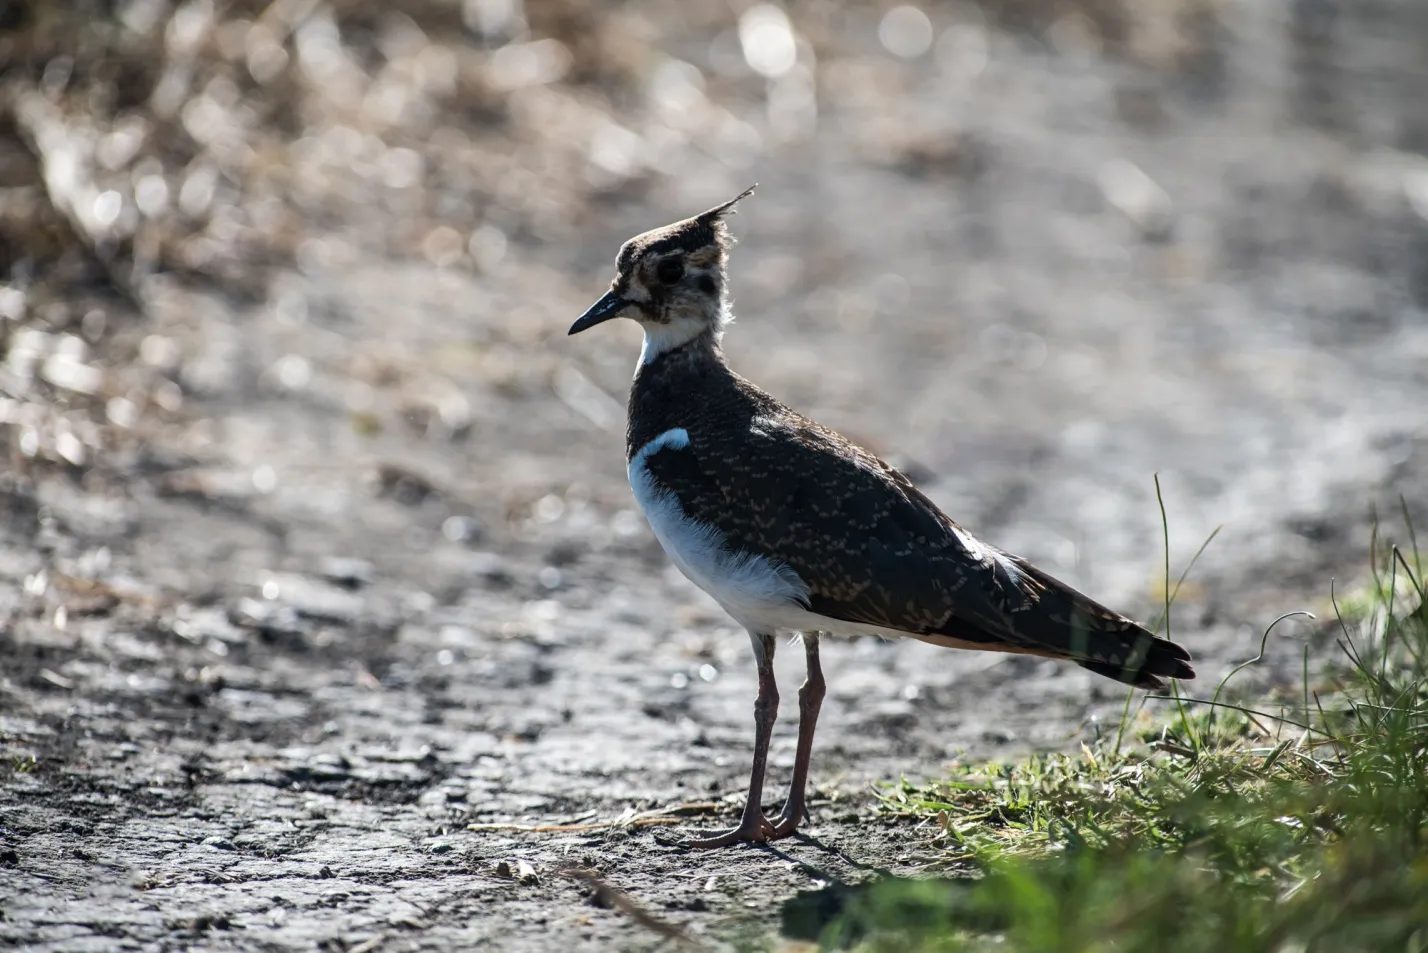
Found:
[1002,555,1195,690]
[896,525,1196,689]
[1071,633,1194,690]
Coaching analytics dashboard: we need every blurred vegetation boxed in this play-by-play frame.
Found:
[1,0,668,476]
[786,521,1428,952]
[0,0,1318,302]
[3,0,1426,475]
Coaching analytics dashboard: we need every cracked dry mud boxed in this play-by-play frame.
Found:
[3,2,1428,950]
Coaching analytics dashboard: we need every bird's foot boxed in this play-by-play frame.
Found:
[768,793,812,840]
[675,812,777,849]
[768,807,803,840]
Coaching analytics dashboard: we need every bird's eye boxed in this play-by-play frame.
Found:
[655,258,684,285]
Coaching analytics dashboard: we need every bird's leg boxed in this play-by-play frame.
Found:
[771,632,825,839]
[687,632,779,848]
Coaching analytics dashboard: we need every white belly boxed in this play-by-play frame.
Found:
[628,428,815,632]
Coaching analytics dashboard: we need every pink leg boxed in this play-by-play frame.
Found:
[688,632,778,848]
[772,632,825,839]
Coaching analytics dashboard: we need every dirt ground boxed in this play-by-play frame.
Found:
[3,1,1428,949]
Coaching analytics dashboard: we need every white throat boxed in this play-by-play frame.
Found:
[636,305,731,365]
[638,314,721,364]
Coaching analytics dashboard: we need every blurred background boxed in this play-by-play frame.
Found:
[2,0,1427,948]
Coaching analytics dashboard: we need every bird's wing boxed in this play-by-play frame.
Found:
[640,412,1192,686]
[640,413,1038,637]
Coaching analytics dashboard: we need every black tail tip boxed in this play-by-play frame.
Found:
[1079,643,1195,689]
[1136,659,1196,691]
[1140,642,1197,688]
[1161,640,1194,664]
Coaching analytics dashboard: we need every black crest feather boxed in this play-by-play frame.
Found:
[617,186,757,270]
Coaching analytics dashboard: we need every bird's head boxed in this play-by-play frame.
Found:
[568,186,755,361]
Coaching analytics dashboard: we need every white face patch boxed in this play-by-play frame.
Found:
[633,262,730,364]
[628,428,810,629]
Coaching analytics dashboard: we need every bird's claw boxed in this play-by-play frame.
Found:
[769,807,803,840]
[659,803,808,849]
[663,811,778,849]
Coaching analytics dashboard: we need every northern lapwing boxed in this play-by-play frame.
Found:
[568,187,1195,848]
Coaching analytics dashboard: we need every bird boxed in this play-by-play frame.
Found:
[567,186,1195,848]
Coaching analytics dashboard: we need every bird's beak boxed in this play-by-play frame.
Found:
[568,290,627,335]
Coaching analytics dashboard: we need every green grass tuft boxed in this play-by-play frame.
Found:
[832,515,1428,953]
